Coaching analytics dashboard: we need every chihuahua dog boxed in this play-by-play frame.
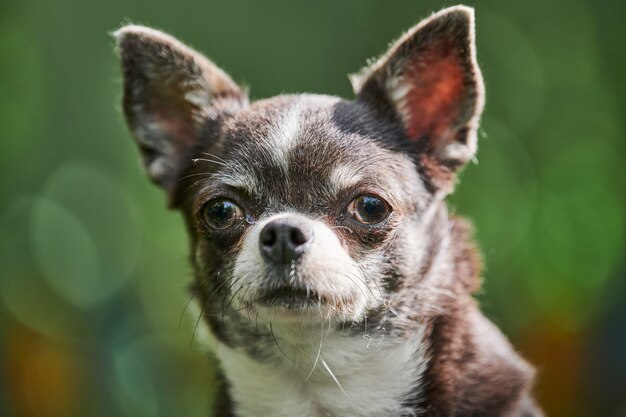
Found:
[115,5,542,417]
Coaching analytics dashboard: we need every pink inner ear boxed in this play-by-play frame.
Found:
[149,81,200,145]
[154,110,197,145]
[401,42,465,146]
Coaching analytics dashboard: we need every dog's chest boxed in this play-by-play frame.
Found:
[216,334,427,417]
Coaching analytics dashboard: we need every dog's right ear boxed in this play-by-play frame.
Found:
[114,25,247,206]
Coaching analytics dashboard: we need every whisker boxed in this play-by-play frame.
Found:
[254,309,261,334]
[181,178,211,196]
[382,230,399,255]
[344,270,380,303]
[177,172,213,183]
[305,314,328,381]
[201,152,228,164]
[204,273,232,304]
[231,285,252,312]
[356,264,385,302]
[341,271,373,306]
[192,158,227,167]
[223,279,247,317]
[321,358,348,397]
[270,322,295,363]
[219,276,244,317]
[190,298,206,353]
[179,292,196,330]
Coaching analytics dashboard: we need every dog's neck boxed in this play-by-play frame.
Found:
[211,202,461,417]
[215,325,428,417]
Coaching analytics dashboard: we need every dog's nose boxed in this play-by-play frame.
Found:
[259,218,312,265]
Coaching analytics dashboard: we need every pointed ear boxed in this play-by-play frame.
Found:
[351,6,484,176]
[114,25,248,206]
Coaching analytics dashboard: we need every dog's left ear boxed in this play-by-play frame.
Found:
[351,6,484,185]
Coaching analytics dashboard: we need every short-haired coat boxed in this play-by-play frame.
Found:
[115,5,542,416]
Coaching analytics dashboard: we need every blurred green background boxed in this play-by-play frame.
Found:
[1,0,624,416]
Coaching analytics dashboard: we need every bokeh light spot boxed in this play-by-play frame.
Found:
[29,162,141,308]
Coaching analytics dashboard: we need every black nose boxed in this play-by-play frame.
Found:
[259,218,312,265]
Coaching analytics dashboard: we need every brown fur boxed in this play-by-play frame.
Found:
[419,216,539,416]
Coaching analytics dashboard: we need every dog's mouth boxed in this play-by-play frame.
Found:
[254,286,325,310]
[235,264,369,320]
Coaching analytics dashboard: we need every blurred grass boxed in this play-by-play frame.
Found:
[1,1,625,416]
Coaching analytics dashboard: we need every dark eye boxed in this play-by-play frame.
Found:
[201,199,244,230]
[347,195,391,225]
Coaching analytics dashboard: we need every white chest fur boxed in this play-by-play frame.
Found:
[216,330,428,417]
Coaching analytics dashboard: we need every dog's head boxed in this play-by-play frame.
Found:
[115,6,484,334]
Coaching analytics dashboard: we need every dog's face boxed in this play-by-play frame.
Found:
[182,95,429,325]
[115,6,483,333]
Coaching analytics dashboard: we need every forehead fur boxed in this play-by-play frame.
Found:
[203,94,425,211]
